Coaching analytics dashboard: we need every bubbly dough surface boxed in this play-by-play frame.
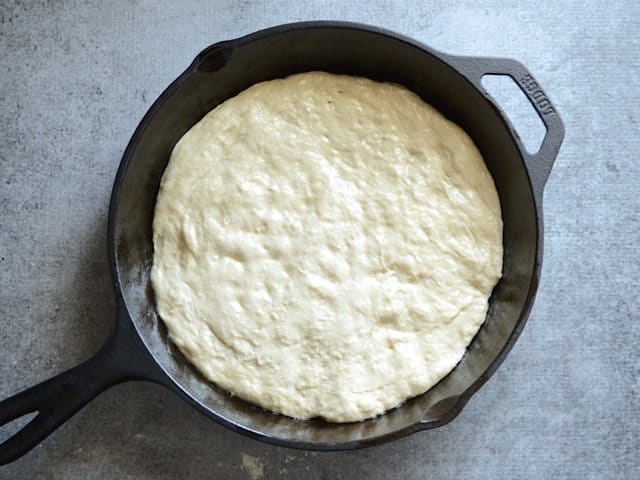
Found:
[151,72,503,422]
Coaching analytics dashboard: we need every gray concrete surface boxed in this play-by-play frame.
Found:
[1,0,638,478]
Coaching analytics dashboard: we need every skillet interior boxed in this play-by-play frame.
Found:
[110,24,538,448]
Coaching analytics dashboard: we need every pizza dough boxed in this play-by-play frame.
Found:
[151,72,503,422]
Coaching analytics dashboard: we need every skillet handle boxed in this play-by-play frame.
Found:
[445,55,565,197]
[0,315,163,466]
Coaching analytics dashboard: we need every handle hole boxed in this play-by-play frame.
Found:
[482,74,546,155]
[196,43,233,73]
[0,411,38,443]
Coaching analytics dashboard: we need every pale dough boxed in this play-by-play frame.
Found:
[151,72,503,422]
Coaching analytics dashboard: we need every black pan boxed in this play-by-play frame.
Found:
[0,21,564,464]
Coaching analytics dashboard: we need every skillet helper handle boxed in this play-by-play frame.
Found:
[0,317,162,466]
[447,55,565,197]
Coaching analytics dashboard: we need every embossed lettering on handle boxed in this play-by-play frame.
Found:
[518,73,555,117]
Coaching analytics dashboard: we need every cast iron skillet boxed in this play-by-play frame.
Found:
[0,21,564,464]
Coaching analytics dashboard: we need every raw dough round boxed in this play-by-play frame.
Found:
[151,72,502,422]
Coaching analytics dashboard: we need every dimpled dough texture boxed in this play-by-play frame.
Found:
[151,72,503,422]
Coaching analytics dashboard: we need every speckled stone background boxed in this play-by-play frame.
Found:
[1,1,638,478]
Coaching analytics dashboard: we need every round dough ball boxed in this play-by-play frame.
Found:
[151,72,502,422]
